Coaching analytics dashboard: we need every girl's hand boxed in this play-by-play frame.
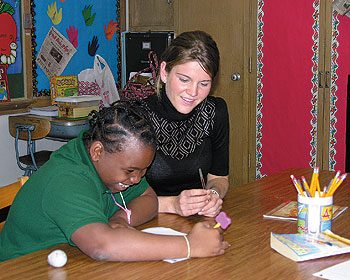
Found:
[198,192,223,217]
[174,189,211,216]
[187,221,230,257]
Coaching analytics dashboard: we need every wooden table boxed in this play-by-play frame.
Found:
[1,168,349,279]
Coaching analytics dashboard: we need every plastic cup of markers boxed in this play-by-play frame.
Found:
[297,192,333,235]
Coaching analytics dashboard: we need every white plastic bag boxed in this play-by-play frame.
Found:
[78,54,119,108]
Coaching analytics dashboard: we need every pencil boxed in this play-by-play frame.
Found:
[310,167,317,197]
[324,170,340,197]
[290,175,305,196]
[301,176,311,196]
[214,223,221,229]
[326,173,347,197]
[315,168,321,196]
[326,173,342,197]
[324,229,350,245]
[198,168,206,189]
[299,179,310,197]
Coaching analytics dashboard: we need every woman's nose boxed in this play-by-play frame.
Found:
[186,83,198,97]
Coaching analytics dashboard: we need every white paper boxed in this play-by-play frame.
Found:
[313,260,350,280]
[30,105,58,116]
[141,227,189,263]
[36,26,77,79]
[129,72,153,80]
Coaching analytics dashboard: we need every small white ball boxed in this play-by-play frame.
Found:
[47,249,67,268]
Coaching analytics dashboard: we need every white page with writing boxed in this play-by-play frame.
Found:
[313,260,350,280]
[141,227,189,263]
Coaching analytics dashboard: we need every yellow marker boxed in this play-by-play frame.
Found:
[324,229,350,245]
[214,223,221,229]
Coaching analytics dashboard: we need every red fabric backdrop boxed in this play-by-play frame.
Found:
[258,1,349,176]
[260,1,314,176]
[334,15,350,171]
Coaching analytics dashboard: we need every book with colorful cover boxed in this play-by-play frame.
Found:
[263,200,348,221]
[50,75,79,104]
[0,65,10,102]
[271,231,350,262]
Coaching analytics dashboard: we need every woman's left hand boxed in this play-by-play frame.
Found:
[198,192,223,217]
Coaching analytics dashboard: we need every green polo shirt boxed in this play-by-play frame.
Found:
[0,130,149,262]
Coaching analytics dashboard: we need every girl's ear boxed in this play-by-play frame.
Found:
[90,141,104,162]
[160,61,168,84]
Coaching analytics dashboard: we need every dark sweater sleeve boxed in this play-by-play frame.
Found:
[209,97,229,176]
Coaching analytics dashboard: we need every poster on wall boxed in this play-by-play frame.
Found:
[0,0,22,74]
[31,0,121,96]
[36,26,76,79]
[0,65,10,102]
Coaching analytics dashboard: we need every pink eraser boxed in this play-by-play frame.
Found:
[215,211,231,230]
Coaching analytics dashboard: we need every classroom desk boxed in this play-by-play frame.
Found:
[1,168,349,279]
[9,114,89,142]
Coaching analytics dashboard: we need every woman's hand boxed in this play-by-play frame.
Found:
[198,192,223,217]
[174,189,211,217]
[187,221,230,257]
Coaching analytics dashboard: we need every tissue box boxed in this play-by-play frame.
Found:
[55,95,101,118]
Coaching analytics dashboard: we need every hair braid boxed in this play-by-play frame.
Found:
[83,100,156,153]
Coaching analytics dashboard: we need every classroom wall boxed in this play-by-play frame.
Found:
[0,114,64,186]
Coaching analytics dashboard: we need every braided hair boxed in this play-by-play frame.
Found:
[83,100,156,154]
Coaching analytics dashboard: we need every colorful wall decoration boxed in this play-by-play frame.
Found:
[256,0,350,178]
[31,0,121,96]
[330,10,350,171]
[0,0,23,74]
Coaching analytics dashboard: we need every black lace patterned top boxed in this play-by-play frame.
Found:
[140,90,229,196]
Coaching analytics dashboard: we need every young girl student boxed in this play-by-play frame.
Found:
[0,101,229,262]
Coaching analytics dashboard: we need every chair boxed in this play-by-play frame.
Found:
[0,176,29,232]
[8,115,53,177]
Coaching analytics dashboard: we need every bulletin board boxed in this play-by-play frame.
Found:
[30,0,121,97]
[0,0,24,99]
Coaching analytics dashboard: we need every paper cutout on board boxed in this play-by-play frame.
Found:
[66,26,78,48]
[82,5,96,26]
[88,36,99,56]
[104,20,118,40]
[47,1,62,25]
